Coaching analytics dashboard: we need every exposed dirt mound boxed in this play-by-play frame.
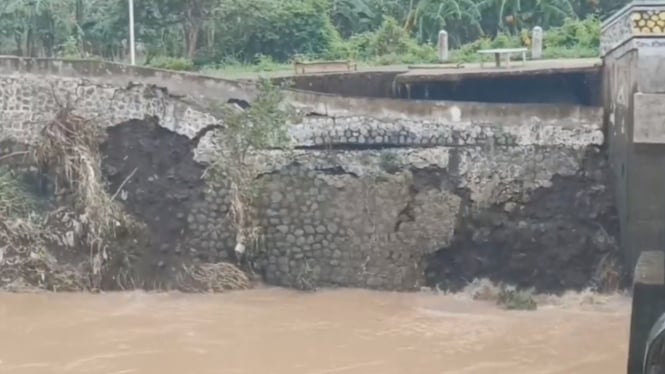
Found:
[101,118,206,255]
[100,118,240,289]
[425,147,623,294]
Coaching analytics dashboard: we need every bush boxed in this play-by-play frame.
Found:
[148,56,196,71]
[545,17,600,51]
[325,32,374,60]
[543,17,600,58]
[213,0,338,63]
[448,17,600,63]
[207,15,600,70]
[327,17,438,65]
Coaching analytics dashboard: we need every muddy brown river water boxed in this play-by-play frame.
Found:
[0,288,630,374]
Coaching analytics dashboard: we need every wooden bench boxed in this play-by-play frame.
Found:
[293,60,358,75]
[477,48,527,68]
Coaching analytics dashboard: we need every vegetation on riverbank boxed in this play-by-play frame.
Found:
[0,99,252,292]
[205,78,293,272]
[0,102,156,291]
[1,0,618,73]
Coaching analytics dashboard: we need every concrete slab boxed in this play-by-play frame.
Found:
[395,58,602,84]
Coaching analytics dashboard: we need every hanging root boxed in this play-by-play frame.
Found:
[31,106,115,233]
[179,262,251,292]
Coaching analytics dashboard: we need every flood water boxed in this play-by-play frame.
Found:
[0,288,629,374]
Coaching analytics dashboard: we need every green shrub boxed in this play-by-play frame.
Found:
[252,54,283,72]
[325,32,376,60]
[328,17,438,65]
[451,37,492,62]
[213,0,338,63]
[371,17,412,56]
[448,17,600,63]
[544,17,600,56]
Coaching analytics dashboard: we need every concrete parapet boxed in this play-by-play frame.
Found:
[601,1,665,58]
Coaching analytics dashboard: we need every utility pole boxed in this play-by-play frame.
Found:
[128,0,136,65]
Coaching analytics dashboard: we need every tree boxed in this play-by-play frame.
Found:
[329,0,375,38]
[404,0,487,44]
[0,0,628,63]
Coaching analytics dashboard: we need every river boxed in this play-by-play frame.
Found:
[0,287,629,374]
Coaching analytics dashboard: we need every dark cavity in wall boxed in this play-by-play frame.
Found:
[396,71,602,106]
[100,118,206,266]
[273,71,404,98]
[278,69,602,106]
[424,146,624,293]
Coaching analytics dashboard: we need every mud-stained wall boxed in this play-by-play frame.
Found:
[603,48,637,269]
[0,73,616,292]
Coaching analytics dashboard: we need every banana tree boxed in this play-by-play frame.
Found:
[481,0,577,34]
[403,0,488,45]
[330,0,376,37]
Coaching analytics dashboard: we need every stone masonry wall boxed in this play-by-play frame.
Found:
[0,73,616,291]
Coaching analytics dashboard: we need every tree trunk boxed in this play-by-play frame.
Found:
[26,28,34,57]
[14,32,23,56]
[184,0,203,60]
[186,26,200,60]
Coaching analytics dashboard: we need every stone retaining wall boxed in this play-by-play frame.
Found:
[0,73,617,291]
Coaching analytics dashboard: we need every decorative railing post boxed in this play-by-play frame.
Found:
[438,30,448,62]
[532,26,543,59]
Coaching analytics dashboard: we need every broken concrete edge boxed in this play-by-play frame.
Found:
[634,251,665,286]
[0,56,602,125]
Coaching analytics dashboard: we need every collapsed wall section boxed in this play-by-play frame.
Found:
[0,74,618,292]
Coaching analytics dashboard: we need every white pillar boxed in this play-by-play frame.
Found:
[438,30,448,63]
[128,0,136,65]
[532,26,543,60]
